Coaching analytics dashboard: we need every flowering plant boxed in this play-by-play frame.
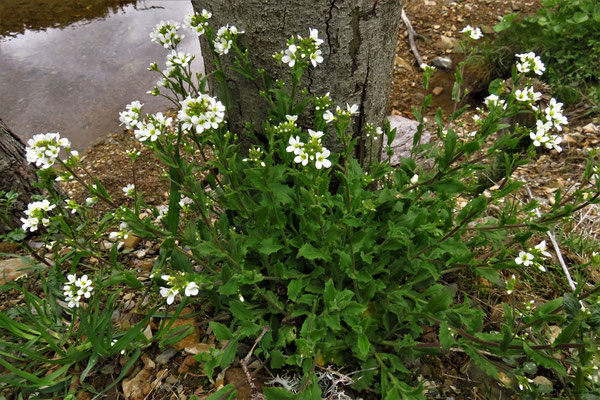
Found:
[1,12,600,400]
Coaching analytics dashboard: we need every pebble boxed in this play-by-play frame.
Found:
[0,257,33,284]
[156,348,177,365]
[533,376,553,391]
[432,56,452,70]
[432,86,444,96]
[124,235,142,250]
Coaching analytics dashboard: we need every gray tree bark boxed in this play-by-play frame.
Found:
[191,0,402,163]
[0,119,40,234]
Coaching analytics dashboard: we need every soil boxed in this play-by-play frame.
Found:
[3,1,600,399]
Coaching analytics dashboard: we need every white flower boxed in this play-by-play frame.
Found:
[461,25,483,40]
[347,103,359,115]
[286,136,304,155]
[294,151,309,166]
[122,184,135,197]
[160,287,179,305]
[308,129,324,141]
[285,114,298,123]
[183,10,211,36]
[315,148,331,169]
[25,133,71,169]
[548,135,562,152]
[309,28,324,46]
[178,94,226,134]
[484,94,505,109]
[529,130,549,147]
[323,110,335,124]
[150,20,183,49]
[20,200,56,232]
[281,44,298,67]
[535,240,552,258]
[214,25,242,55]
[516,52,545,76]
[134,121,161,142]
[119,101,143,130]
[410,174,419,185]
[515,251,534,266]
[309,49,323,67]
[166,50,194,69]
[67,295,81,308]
[185,282,200,297]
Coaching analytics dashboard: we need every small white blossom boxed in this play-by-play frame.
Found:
[25,133,71,169]
[182,9,211,36]
[315,148,331,169]
[20,199,56,232]
[160,287,179,305]
[119,101,143,130]
[185,282,200,297]
[294,150,309,166]
[461,25,483,40]
[515,251,534,266]
[516,52,545,76]
[323,110,335,124]
[150,20,183,49]
[178,94,226,134]
[122,184,135,197]
[410,174,419,185]
[286,136,304,155]
[214,25,242,55]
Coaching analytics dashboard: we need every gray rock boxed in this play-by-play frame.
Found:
[533,376,553,392]
[0,257,34,284]
[156,348,177,365]
[432,56,452,70]
[381,116,432,166]
[437,35,461,53]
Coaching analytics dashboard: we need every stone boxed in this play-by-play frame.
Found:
[124,235,142,250]
[0,257,33,284]
[122,368,152,400]
[178,355,198,374]
[170,308,200,351]
[583,123,598,134]
[437,35,461,52]
[382,116,432,166]
[432,56,452,70]
[184,343,212,355]
[156,348,177,365]
[432,86,444,96]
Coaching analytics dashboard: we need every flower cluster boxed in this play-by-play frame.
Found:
[25,133,72,169]
[63,274,94,308]
[119,101,143,130]
[461,25,483,40]
[166,50,194,69]
[150,20,183,49]
[515,241,552,272]
[364,123,383,139]
[134,112,172,142]
[287,129,332,169]
[109,222,130,241]
[159,274,199,305]
[516,51,545,76]
[178,94,225,134]
[484,94,506,110]
[182,9,211,36]
[21,200,56,232]
[122,184,135,197]
[515,86,542,103]
[214,25,242,55]
[530,98,567,152]
[274,28,324,68]
[323,103,360,123]
[242,146,267,167]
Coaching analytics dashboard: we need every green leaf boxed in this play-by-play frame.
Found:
[263,387,297,400]
[356,333,370,360]
[462,344,498,378]
[270,349,285,369]
[287,279,303,301]
[323,279,336,307]
[572,11,589,23]
[297,244,328,261]
[563,293,580,321]
[258,237,284,255]
[439,321,455,349]
[210,322,233,341]
[207,384,237,400]
[553,316,582,347]
[523,343,566,376]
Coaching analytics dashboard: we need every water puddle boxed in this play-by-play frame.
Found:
[0,0,203,150]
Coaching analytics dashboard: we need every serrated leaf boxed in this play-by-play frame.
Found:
[356,333,370,360]
[324,279,336,307]
[523,343,566,376]
[553,316,581,347]
[270,349,285,369]
[439,321,455,349]
[287,279,303,301]
[563,293,580,321]
[297,243,327,261]
[462,344,498,378]
[258,238,284,255]
[263,387,296,400]
[207,384,237,400]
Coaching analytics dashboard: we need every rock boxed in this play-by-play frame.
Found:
[166,374,178,385]
[142,355,156,370]
[533,376,553,392]
[225,368,252,400]
[437,35,461,52]
[583,123,598,134]
[170,308,200,351]
[0,241,19,254]
[0,257,33,284]
[156,348,177,365]
[184,343,212,355]
[432,86,444,96]
[548,325,561,344]
[122,368,153,400]
[432,56,452,70]
[124,235,142,250]
[382,116,432,166]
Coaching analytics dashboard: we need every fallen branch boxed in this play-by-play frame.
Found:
[401,7,424,67]
[240,326,270,399]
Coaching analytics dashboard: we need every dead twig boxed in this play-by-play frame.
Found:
[401,8,424,67]
[240,325,270,399]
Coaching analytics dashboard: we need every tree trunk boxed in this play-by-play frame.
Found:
[191,0,402,163]
[0,119,40,234]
